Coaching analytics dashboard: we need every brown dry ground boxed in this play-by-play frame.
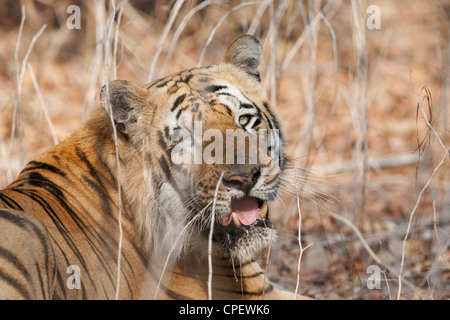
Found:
[0,0,448,299]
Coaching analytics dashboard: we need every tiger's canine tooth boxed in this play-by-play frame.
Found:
[259,201,268,219]
[231,212,242,228]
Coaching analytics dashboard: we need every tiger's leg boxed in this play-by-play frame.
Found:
[168,258,312,300]
[214,259,312,300]
[0,209,56,299]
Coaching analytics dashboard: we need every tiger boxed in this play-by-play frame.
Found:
[0,35,310,300]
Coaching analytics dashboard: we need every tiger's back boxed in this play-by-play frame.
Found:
[0,125,149,299]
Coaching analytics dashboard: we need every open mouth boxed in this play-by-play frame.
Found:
[219,196,268,228]
[213,196,272,252]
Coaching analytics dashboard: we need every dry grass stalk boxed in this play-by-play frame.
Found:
[197,1,260,68]
[8,6,46,182]
[349,0,369,230]
[325,211,417,294]
[397,74,450,300]
[101,0,127,300]
[208,171,224,300]
[27,63,58,146]
[247,0,271,36]
[147,0,186,83]
[160,0,218,77]
[294,192,313,300]
[112,3,126,80]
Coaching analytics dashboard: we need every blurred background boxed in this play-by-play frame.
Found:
[0,0,448,299]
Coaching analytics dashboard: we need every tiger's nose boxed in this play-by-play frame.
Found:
[223,167,261,192]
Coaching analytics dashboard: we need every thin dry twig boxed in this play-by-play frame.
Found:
[27,63,58,145]
[247,0,271,36]
[102,0,126,300]
[147,0,186,82]
[112,2,126,80]
[294,194,313,299]
[160,0,218,77]
[7,5,26,184]
[208,171,225,300]
[397,150,448,299]
[293,162,313,299]
[397,73,450,300]
[324,211,417,292]
[197,1,260,67]
[82,1,105,119]
[280,1,340,72]
[410,73,448,154]
[8,6,47,180]
[310,153,420,174]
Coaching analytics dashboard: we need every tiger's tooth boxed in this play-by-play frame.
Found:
[231,212,242,228]
[259,201,268,219]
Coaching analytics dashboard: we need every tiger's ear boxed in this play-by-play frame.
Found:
[100,80,147,135]
[223,35,262,81]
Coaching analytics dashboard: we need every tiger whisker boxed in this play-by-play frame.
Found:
[276,183,335,213]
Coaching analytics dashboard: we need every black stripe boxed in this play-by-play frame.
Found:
[204,85,227,93]
[54,270,68,299]
[34,261,48,299]
[183,73,194,84]
[158,131,167,151]
[164,126,170,140]
[40,183,118,295]
[253,118,262,127]
[158,156,171,182]
[240,103,254,109]
[227,271,264,279]
[0,193,23,211]
[0,209,55,296]
[253,71,261,82]
[170,94,187,112]
[75,147,107,187]
[0,247,32,286]
[20,165,141,293]
[175,108,183,120]
[193,270,264,280]
[13,172,66,201]
[156,79,170,88]
[7,189,98,291]
[0,210,50,258]
[82,175,114,218]
[198,77,211,83]
[214,284,274,296]
[263,102,281,130]
[262,112,273,130]
[264,173,280,187]
[21,161,67,178]
[0,269,32,299]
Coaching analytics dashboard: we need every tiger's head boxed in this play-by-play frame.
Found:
[100,36,286,262]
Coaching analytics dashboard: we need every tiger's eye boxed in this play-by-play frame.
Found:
[239,115,250,126]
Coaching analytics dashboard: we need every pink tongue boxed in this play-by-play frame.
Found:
[231,196,259,225]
